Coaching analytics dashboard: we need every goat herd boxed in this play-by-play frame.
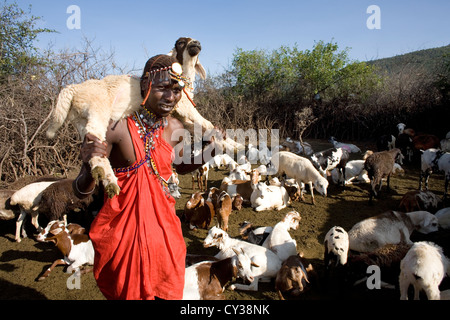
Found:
[0,123,449,301]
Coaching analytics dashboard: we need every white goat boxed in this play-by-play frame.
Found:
[10,180,57,242]
[203,226,282,291]
[329,136,361,153]
[324,226,349,268]
[399,241,450,300]
[348,210,439,252]
[330,160,369,185]
[270,151,328,204]
[261,211,301,262]
[250,181,290,212]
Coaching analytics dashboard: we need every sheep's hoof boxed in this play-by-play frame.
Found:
[91,166,105,183]
[105,183,120,198]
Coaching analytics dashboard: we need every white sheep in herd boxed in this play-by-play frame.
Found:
[348,210,439,252]
[399,241,450,300]
[270,151,328,205]
[46,37,242,199]
[10,180,58,242]
[203,226,282,291]
[36,220,94,280]
[329,136,361,153]
[182,247,257,300]
[261,211,301,262]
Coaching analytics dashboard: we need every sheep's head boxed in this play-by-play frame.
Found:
[168,37,206,82]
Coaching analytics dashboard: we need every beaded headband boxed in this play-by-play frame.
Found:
[141,61,190,106]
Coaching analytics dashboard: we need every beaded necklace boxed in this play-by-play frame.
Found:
[114,107,171,197]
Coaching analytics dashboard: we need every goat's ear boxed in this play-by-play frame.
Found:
[195,61,206,80]
[50,227,64,235]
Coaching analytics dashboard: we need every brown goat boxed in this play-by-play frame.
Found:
[39,179,95,224]
[364,148,403,204]
[275,253,316,300]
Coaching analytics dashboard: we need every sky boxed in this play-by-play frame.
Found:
[16,0,450,77]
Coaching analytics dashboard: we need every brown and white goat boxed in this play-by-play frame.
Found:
[207,188,232,231]
[183,192,215,230]
[36,220,94,280]
[183,247,257,300]
[219,169,260,204]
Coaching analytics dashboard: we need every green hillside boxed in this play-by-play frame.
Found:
[367,44,450,75]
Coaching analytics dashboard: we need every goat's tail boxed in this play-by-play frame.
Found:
[46,85,75,139]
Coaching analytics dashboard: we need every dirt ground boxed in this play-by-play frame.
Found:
[0,139,449,300]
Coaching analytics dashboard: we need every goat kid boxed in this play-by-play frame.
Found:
[203,226,282,291]
[36,220,94,280]
[182,247,257,300]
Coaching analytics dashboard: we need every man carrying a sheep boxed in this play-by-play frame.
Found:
[73,54,218,300]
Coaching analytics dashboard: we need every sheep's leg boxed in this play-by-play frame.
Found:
[15,209,27,242]
[309,182,315,205]
[37,259,66,281]
[399,278,409,300]
[30,211,41,232]
[413,283,421,300]
[90,156,120,198]
[386,175,391,192]
[424,285,441,300]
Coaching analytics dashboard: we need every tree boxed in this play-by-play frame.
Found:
[0,0,53,78]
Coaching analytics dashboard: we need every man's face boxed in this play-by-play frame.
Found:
[145,71,182,117]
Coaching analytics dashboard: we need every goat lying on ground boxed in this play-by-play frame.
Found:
[36,220,94,280]
[203,226,282,291]
[261,211,301,262]
[182,247,257,300]
[348,210,439,252]
[398,190,442,213]
[275,253,316,300]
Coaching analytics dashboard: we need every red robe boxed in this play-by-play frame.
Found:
[89,117,186,300]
